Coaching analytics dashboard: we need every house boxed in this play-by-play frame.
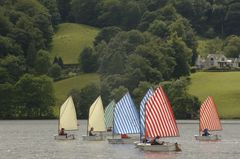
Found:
[195,54,240,69]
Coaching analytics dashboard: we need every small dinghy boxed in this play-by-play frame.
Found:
[82,96,107,141]
[54,96,78,140]
[108,92,140,144]
[195,96,222,141]
[136,86,181,152]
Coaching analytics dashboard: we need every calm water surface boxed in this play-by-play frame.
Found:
[0,120,240,159]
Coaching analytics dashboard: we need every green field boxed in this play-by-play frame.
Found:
[50,23,100,64]
[54,73,100,107]
[188,72,240,119]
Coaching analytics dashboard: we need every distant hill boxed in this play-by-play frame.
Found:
[188,72,240,119]
[50,23,100,64]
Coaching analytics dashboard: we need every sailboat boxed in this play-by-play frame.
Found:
[54,96,78,140]
[108,92,140,144]
[82,96,107,141]
[137,86,181,151]
[195,96,222,141]
[104,100,116,132]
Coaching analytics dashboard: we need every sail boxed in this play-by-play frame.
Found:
[140,88,154,136]
[200,96,222,131]
[145,86,179,138]
[114,92,140,134]
[88,96,106,132]
[59,96,78,131]
[105,100,116,130]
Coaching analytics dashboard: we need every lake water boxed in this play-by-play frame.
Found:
[0,120,240,159]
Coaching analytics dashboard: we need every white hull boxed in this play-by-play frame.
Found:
[82,135,106,141]
[108,138,137,144]
[137,142,181,152]
[195,134,221,141]
[54,134,75,140]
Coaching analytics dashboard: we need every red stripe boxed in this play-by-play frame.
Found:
[200,96,222,131]
[145,86,179,138]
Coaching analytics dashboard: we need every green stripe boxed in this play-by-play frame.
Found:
[104,100,115,128]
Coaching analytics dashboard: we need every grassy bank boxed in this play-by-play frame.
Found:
[188,72,240,119]
[53,73,100,115]
[50,23,100,64]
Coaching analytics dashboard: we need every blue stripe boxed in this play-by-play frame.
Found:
[114,92,140,134]
[140,88,154,135]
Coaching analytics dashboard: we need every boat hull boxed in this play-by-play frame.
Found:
[82,135,106,141]
[54,134,75,140]
[195,134,221,141]
[137,142,181,152]
[108,138,137,144]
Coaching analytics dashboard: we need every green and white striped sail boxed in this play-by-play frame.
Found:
[104,100,116,130]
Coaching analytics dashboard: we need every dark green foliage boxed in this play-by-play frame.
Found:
[34,50,51,75]
[0,83,16,119]
[48,63,61,79]
[79,47,98,73]
[162,78,200,119]
[69,84,100,119]
[94,26,122,45]
[15,74,55,118]
[57,0,71,22]
[38,0,61,26]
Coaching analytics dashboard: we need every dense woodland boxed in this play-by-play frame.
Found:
[1,0,240,119]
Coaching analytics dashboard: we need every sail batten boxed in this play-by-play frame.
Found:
[145,86,179,138]
[200,96,222,131]
[88,96,106,132]
[114,92,140,134]
[59,96,78,131]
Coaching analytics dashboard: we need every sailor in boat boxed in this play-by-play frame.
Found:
[89,127,96,136]
[121,134,130,139]
[59,128,67,137]
[202,128,211,136]
[150,136,164,145]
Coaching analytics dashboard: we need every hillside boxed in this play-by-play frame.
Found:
[50,23,100,64]
[54,73,100,106]
[188,72,240,119]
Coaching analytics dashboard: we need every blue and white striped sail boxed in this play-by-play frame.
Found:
[140,88,154,135]
[114,92,140,134]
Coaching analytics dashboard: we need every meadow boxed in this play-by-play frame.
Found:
[188,72,240,119]
[50,23,100,64]
[53,73,100,111]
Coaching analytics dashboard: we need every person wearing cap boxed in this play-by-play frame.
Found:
[202,128,211,136]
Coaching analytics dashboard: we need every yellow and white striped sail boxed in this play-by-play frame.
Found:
[88,96,106,132]
[59,96,78,131]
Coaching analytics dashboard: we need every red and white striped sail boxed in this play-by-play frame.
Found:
[145,86,179,138]
[200,96,222,131]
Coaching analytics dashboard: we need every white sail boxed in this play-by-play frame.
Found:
[88,96,106,132]
[59,96,78,131]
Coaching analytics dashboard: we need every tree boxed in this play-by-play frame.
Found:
[168,34,192,78]
[48,63,61,79]
[69,83,100,119]
[148,20,168,38]
[57,0,71,22]
[94,26,122,45]
[79,47,98,73]
[34,50,51,75]
[223,35,240,58]
[0,83,16,119]
[15,74,55,118]
[110,86,128,102]
[162,78,200,119]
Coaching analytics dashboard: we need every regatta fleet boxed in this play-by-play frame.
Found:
[54,86,223,152]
